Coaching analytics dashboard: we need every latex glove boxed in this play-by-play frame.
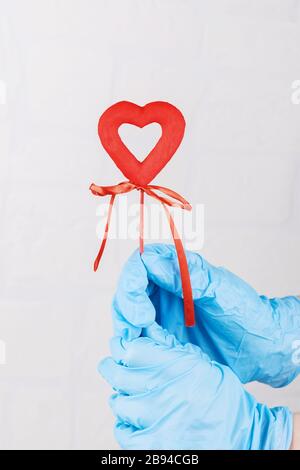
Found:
[99,324,292,450]
[112,244,300,387]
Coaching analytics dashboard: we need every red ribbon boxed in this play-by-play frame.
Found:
[90,181,195,327]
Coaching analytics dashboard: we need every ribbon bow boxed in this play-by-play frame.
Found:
[90,181,195,327]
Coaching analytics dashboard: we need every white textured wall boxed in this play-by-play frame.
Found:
[0,0,299,449]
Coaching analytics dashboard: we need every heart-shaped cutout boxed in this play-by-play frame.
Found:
[118,123,162,162]
[98,101,186,186]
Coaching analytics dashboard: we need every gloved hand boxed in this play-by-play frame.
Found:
[112,244,300,387]
[99,324,293,450]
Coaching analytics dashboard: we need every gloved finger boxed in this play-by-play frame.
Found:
[99,356,171,394]
[110,392,153,429]
[143,322,207,357]
[115,418,174,450]
[110,334,180,365]
[110,335,203,370]
[141,244,213,301]
[112,249,156,340]
[110,335,170,366]
[115,421,169,450]
[142,244,270,321]
[114,421,144,450]
[99,357,147,394]
[100,339,206,394]
[110,378,190,430]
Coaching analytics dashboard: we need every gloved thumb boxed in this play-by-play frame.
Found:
[141,244,213,301]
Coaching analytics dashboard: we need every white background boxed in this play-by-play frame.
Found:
[0,0,300,450]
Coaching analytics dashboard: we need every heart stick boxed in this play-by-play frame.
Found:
[90,101,195,327]
[139,189,145,254]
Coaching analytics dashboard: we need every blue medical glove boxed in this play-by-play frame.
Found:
[99,324,293,450]
[112,244,300,387]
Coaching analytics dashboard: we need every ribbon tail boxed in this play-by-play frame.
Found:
[94,194,116,271]
[162,204,195,327]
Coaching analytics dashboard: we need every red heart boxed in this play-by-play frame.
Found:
[98,101,186,186]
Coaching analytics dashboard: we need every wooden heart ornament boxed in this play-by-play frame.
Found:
[92,100,195,327]
[98,101,186,186]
